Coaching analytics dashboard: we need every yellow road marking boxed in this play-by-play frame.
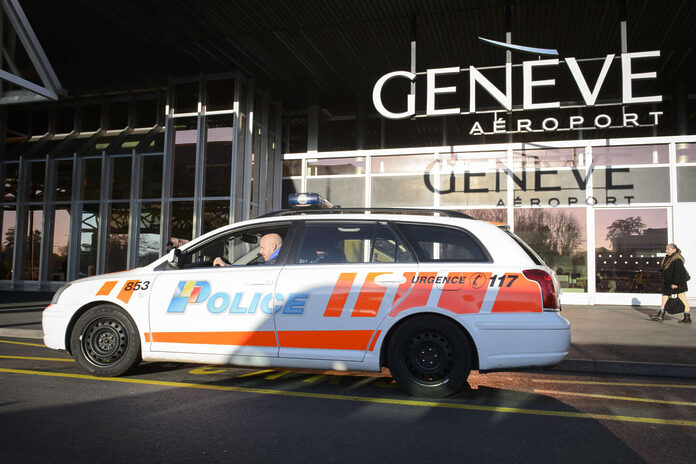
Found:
[236,369,274,378]
[0,339,45,348]
[303,374,327,383]
[533,379,696,389]
[265,370,291,380]
[2,367,695,427]
[535,389,696,407]
[189,366,228,375]
[0,355,74,363]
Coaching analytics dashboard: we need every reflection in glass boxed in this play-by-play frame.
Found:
[676,143,696,163]
[174,82,199,114]
[27,162,45,201]
[23,207,43,280]
[105,203,130,273]
[111,157,132,200]
[592,145,668,165]
[141,155,163,199]
[169,201,193,247]
[513,148,586,169]
[306,157,365,176]
[1,206,17,279]
[283,160,301,177]
[206,79,235,112]
[82,158,102,201]
[595,208,667,294]
[138,203,161,266]
[49,206,70,281]
[79,203,100,277]
[371,155,431,174]
[515,208,587,293]
[251,124,262,218]
[54,160,73,201]
[173,118,197,197]
[205,115,233,197]
[4,163,19,201]
[458,209,507,223]
[203,200,229,234]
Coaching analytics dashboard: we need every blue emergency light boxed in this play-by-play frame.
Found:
[288,193,335,209]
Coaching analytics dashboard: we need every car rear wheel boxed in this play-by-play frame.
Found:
[387,315,472,397]
[70,305,141,376]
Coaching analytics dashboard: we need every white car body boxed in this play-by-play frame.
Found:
[43,213,570,378]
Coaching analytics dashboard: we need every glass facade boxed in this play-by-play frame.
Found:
[0,74,282,289]
[283,138,695,305]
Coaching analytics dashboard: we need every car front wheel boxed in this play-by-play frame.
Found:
[70,305,141,376]
[387,315,472,397]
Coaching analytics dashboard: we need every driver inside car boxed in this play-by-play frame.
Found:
[213,233,282,266]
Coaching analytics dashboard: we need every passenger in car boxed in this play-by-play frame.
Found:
[213,233,283,266]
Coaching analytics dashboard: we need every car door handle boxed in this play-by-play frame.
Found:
[247,280,274,286]
[374,274,407,286]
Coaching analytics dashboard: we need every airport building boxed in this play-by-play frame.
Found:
[1,0,695,306]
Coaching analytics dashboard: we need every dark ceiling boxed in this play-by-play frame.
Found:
[11,0,696,112]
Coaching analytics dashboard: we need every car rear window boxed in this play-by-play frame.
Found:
[396,223,489,262]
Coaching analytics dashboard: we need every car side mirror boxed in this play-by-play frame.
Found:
[173,248,182,264]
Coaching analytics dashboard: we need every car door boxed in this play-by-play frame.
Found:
[274,220,418,362]
[147,222,292,358]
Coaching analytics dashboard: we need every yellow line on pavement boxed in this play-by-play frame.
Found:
[303,374,327,383]
[533,379,696,389]
[236,369,274,378]
[0,339,45,348]
[2,367,696,428]
[534,389,696,407]
[0,355,73,362]
[265,370,291,380]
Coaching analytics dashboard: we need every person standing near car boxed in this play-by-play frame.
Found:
[652,243,691,322]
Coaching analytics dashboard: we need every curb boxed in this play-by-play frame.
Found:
[0,328,43,340]
[551,359,696,379]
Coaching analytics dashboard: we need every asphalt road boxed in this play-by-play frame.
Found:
[1,338,695,464]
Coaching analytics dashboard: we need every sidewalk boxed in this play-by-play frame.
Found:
[1,292,694,378]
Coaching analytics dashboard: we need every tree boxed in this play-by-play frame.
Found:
[606,216,645,250]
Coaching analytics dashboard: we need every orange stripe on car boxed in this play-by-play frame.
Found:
[491,273,543,313]
[150,331,277,347]
[148,330,374,351]
[323,272,357,317]
[117,280,140,305]
[389,272,437,317]
[437,272,490,314]
[352,272,389,317]
[278,330,373,351]
[368,330,382,351]
[96,281,118,296]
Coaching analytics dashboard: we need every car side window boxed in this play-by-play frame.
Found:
[179,224,289,268]
[295,222,415,265]
[396,223,489,262]
[372,224,415,263]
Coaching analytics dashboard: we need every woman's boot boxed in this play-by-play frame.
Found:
[678,313,692,323]
[650,310,665,321]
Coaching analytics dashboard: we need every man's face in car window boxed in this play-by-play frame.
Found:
[259,233,282,261]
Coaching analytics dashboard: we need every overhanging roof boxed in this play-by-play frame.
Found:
[14,0,696,112]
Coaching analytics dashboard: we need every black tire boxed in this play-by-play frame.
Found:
[387,315,472,397]
[70,305,141,377]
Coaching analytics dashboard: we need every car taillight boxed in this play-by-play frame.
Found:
[523,269,559,310]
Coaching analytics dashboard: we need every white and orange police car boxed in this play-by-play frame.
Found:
[43,194,570,397]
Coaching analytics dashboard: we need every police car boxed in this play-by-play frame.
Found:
[43,193,570,397]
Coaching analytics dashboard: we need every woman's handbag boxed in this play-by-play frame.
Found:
[664,294,685,314]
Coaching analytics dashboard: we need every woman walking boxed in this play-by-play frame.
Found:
[652,243,691,322]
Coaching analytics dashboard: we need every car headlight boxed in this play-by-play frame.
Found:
[51,283,72,305]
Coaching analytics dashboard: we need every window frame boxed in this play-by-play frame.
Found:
[288,219,417,266]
